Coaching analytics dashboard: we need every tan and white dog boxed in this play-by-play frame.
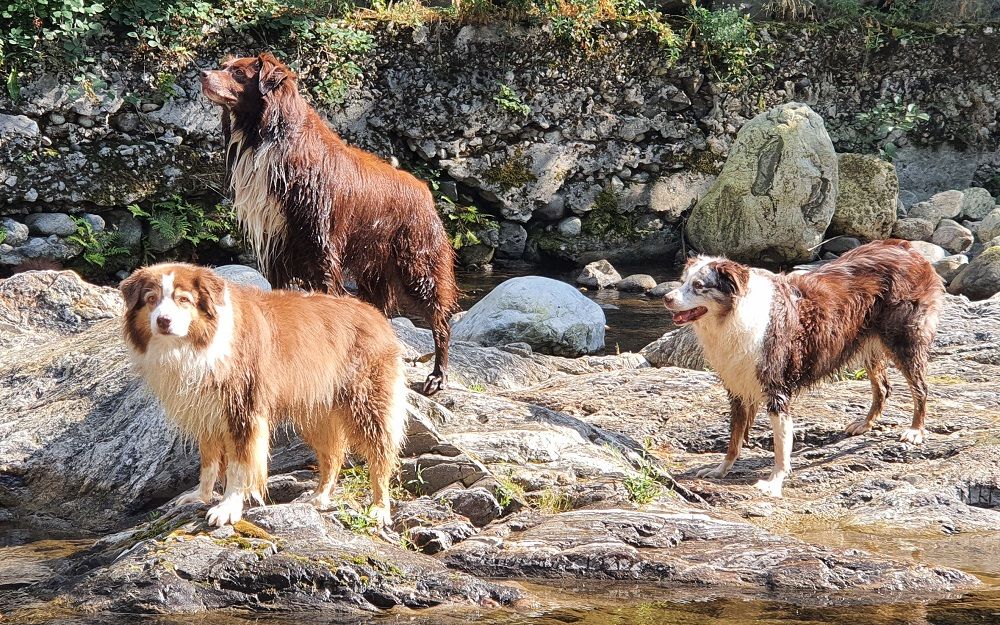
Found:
[663,240,943,497]
[121,263,407,526]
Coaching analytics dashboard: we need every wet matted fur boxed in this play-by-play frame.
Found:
[121,263,407,526]
[663,239,944,497]
[200,52,458,395]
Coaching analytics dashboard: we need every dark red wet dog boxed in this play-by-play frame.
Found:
[201,53,458,395]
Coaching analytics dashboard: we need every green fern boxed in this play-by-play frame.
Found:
[68,218,129,268]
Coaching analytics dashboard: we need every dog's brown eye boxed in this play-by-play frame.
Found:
[144,293,156,305]
[177,294,192,305]
[692,280,705,290]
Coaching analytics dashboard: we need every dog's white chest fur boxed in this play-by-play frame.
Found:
[694,271,775,403]
[228,129,287,277]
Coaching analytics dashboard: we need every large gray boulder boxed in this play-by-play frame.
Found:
[452,276,605,357]
[828,153,898,240]
[686,102,838,263]
[948,246,1000,300]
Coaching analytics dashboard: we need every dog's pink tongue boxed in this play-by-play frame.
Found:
[672,307,707,324]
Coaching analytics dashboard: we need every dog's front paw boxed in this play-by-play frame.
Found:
[844,419,873,436]
[753,476,784,498]
[206,497,244,526]
[696,463,730,479]
[173,490,210,508]
[899,428,925,445]
[369,504,392,527]
[307,492,332,511]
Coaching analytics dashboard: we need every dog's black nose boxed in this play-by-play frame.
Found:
[156,315,172,331]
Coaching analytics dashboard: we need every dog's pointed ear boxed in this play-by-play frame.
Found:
[119,269,148,310]
[195,270,228,320]
[712,260,750,297]
[257,52,292,95]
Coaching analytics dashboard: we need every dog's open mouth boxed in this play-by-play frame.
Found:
[671,306,708,325]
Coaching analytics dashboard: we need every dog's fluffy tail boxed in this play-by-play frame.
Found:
[387,358,409,458]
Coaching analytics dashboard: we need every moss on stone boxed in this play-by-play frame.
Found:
[483,147,536,190]
[582,188,642,240]
[233,519,276,541]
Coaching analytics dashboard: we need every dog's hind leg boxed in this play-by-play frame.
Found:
[755,411,793,498]
[887,342,931,445]
[207,415,270,527]
[174,435,225,507]
[845,356,891,436]
[346,365,407,526]
[697,394,758,479]
[301,416,347,511]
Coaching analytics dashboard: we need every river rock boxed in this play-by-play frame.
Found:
[82,213,105,232]
[639,326,706,370]
[948,246,1000,300]
[24,212,78,237]
[18,235,81,260]
[822,236,861,255]
[0,113,40,139]
[909,240,947,263]
[648,281,681,298]
[686,102,838,263]
[828,153,898,240]
[557,216,582,237]
[1,218,30,246]
[960,187,995,220]
[891,217,935,241]
[934,254,969,283]
[977,208,1000,243]
[930,219,974,254]
[908,190,963,227]
[213,264,272,291]
[576,259,621,288]
[616,274,657,292]
[497,221,528,259]
[452,276,605,357]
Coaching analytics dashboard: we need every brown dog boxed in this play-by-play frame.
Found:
[663,240,944,497]
[121,263,407,526]
[200,52,458,395]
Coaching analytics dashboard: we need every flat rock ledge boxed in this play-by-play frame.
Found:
[443,508,975,594]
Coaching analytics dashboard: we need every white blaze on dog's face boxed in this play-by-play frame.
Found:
[148,272,196,338]
[662,256,751,325]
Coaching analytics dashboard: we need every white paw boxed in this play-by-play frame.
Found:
[307,492,332,511]
[206,497,244,527]
[173,490,210,508]
[754,476,784,498]
[900,428,925,445]
[369,504,392,527]
[695,463,730,479]
[844,419,873,436]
